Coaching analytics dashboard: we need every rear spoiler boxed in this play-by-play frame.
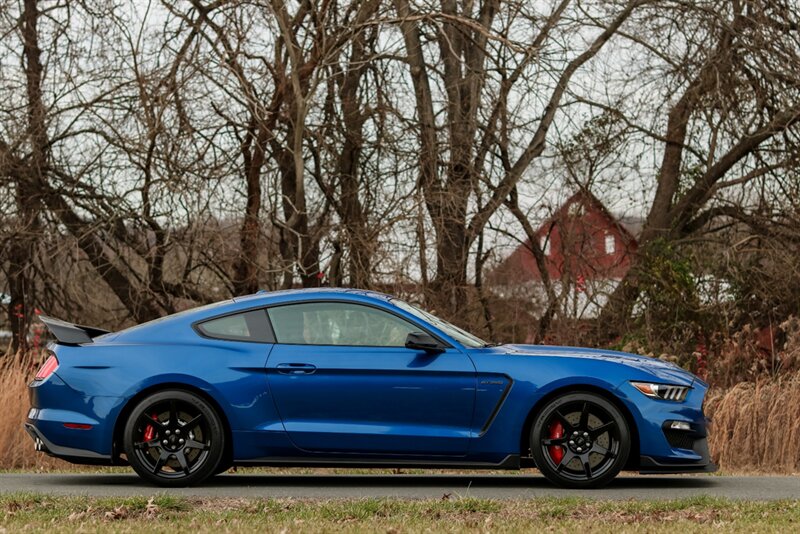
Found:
[39,316,111,345]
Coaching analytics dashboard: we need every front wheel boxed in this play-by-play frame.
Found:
[530,392,630,489]
[123,390,225,487]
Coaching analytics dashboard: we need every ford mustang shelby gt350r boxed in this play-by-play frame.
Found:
[26,288,714,488]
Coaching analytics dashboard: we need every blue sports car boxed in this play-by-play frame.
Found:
[26,288,714,488]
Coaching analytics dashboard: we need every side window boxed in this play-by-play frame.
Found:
[268,302,420,347]
[197,309,273,343]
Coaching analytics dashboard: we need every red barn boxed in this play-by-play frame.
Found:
[489,190,640,318]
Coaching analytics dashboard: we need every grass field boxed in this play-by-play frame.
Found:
[1,493,799,533]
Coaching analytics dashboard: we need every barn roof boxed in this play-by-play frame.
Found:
[488,189,641,285]
[550,189,640,244]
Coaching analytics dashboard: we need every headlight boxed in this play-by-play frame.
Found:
[631,382,690,401]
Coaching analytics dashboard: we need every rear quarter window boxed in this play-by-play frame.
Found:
[196,309,274,343]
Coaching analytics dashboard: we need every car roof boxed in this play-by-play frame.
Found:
[232,287,394,304]
[107,288,403,343]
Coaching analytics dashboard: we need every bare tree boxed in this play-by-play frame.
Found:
[598,0,800,334]
[392,0,644,321]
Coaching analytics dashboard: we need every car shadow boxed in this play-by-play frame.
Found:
[51,473,717,490]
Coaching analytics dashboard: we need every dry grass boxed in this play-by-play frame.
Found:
[0,353,62,470]
[2,351,799,474]
[705,371,800,473]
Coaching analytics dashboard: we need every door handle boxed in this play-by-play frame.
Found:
[276,363,317,375]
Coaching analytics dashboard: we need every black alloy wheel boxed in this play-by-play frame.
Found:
[123,390,224,487]
[530,392,630,489]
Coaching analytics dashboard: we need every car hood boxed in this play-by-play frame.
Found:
[503,344,698,386]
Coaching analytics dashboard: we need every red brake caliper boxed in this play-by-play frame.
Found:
[547,420,564,463]
[143,412,158,441]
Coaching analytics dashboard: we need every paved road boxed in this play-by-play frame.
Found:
[1,474,798,500]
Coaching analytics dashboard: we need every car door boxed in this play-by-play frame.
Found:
[264,301,476,456]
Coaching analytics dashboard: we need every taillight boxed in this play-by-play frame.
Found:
[34,355,59,381]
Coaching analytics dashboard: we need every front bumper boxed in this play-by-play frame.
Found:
[638,418,716,473]
[617,378,716,473]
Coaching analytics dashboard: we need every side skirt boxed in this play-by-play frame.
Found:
[235,454,521,470]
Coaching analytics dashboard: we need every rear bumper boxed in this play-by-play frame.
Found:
[24,423,112,465]
[27,372,122,464]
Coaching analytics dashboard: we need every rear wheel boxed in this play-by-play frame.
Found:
[530,392,630,489]
[123,390,224,487]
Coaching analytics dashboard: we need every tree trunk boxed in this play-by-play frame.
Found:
[275,141,322,289]
[7,0,48,353]
[232,122,267,296]
[337,3,378,289]
[7,208,35,353]
[338,105,370,288]
[430,202,470,318]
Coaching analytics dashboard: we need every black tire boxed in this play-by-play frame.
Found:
[214,460,233,476]
[530,392,630,489]
[123,390,225,487]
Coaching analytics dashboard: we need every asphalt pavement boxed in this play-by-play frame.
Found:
[1,473,798,500]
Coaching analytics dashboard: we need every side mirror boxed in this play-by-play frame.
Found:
[405,332,445,354]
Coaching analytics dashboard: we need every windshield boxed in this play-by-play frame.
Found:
[391,299,488,348]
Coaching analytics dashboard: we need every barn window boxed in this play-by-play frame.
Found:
[604,233,616,255]
[539,235,551,256]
